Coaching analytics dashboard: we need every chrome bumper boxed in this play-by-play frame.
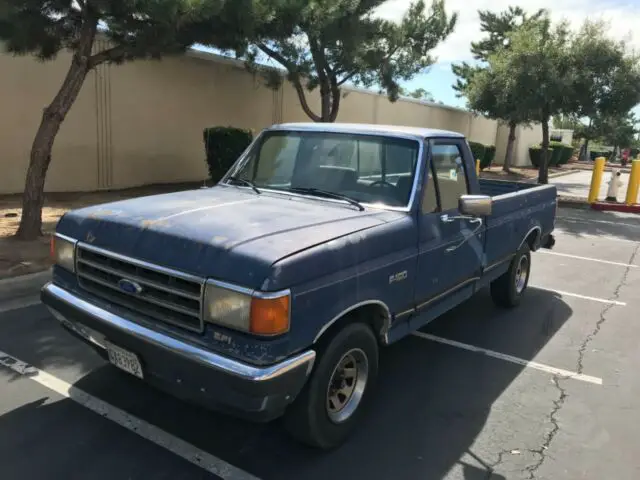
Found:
[42,283,316,383]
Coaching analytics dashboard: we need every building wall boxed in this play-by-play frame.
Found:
[1,45,523,194]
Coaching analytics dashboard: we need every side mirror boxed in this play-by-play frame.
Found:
[459,194,492,217]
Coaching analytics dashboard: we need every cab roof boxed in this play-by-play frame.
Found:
[269,122,466,140]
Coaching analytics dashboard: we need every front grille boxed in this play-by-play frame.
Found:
[76,244,204,332]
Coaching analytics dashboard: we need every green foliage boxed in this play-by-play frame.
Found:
[468,141,486,163]
[452,7,544,171]
[599,113,639,149]
[529,147,542,168]
[203,127,253,182]
[401,87,435,102]
[568,21,640,131]
[549,141,573,165]
[0,0,281,65]
[589,150,607,161]
[482,145,496,169]
[240,0,457,122]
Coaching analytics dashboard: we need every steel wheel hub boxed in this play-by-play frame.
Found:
[326,348,369,424]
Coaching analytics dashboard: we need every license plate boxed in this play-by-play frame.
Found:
[105,342,144,379]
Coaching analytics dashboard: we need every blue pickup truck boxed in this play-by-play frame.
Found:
[42,123,556,449]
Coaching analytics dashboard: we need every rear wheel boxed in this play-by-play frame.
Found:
[490,244,531,308]
[283,322,379,449]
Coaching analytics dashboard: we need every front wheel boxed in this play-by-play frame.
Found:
[490,244,531,308]
[283,322,379,449]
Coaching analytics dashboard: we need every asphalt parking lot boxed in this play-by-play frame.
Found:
[1,206,639,480]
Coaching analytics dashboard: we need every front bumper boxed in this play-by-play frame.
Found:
[41,282,316,422]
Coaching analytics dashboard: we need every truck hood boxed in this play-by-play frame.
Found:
[57,186,388,288]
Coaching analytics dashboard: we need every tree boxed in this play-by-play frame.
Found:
[242,0,457,123]
[567,20,640,160]
[452,6,545,172]
[400,87,435,102]
[488,15,573,183]
[0,0,287,240]
[600,112,639,160]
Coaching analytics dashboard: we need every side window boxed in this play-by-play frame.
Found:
[430,143,469,211]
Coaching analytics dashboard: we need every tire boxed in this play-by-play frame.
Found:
[283,322,379,450]
[490,243,531,308]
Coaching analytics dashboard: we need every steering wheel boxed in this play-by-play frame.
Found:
[369,180,396,189]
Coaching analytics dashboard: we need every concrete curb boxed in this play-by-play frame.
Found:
[557,196,590,210]
[549,170,581,179]
[0,268,51,302]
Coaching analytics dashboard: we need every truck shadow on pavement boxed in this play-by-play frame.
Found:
[0,288,572,480]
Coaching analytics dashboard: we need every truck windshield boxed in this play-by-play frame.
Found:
[227,131,420,208]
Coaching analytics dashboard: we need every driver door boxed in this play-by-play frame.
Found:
[411,139,485,328]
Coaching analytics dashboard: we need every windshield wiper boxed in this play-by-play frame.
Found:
[226,176,260,194]
[286,187,365,211]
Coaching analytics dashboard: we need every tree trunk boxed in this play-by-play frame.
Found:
[581,139,590,162]
[319,87,332,123]
[503,121,517,172]
[15,22,96,240]
[538,116,550,184]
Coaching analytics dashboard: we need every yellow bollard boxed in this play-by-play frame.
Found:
[588,157,606,204]
[625,159,640,205]
[476,159,480,176]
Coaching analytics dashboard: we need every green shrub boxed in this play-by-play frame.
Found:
[203,126,253,182]
[529,145,556,168]
[468,141,486,166]
[481,145,496,170]
[550,141,573,165]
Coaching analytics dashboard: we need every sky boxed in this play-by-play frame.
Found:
[375,0,640,109]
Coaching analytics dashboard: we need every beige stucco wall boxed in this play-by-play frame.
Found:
[1,45,522,194]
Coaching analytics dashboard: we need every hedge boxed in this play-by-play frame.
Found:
[468,141,486,166]
[203,126,253,182]
[529,146,555,168]
[482,145,496,169]
[550,141,573,165]
[589,150,608,161]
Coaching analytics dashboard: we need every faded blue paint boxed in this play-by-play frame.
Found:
[52,124,557,367]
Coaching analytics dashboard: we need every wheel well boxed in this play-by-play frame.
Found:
[524,228,541,251]
[314,303,389,348]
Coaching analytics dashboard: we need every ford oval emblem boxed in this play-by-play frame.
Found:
[117,278,143,295]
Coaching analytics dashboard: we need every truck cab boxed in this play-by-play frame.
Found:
[43,123,556,449]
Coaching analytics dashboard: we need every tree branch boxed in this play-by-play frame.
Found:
[258,43,321,122]
[88,45,127,68]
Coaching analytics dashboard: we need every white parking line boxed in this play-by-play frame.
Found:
[556,216,640,229]
[411,332,603,385]
[531,286,627,306]
[0,296,41,314]
[537,250,638,268]
[553,229,639,244]
[0,350,260,480]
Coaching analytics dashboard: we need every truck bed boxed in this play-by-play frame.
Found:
[478,178,557,267]
[478,178,539,197]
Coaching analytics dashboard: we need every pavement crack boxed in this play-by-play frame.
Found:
[576,242,639,374]
[524,375,567,479]
[484,449,513,479]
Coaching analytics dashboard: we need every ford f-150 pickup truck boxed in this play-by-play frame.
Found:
[42,122,557,449]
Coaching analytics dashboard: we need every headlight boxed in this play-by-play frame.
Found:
[203,281,290,336]
[50,234,77,272]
